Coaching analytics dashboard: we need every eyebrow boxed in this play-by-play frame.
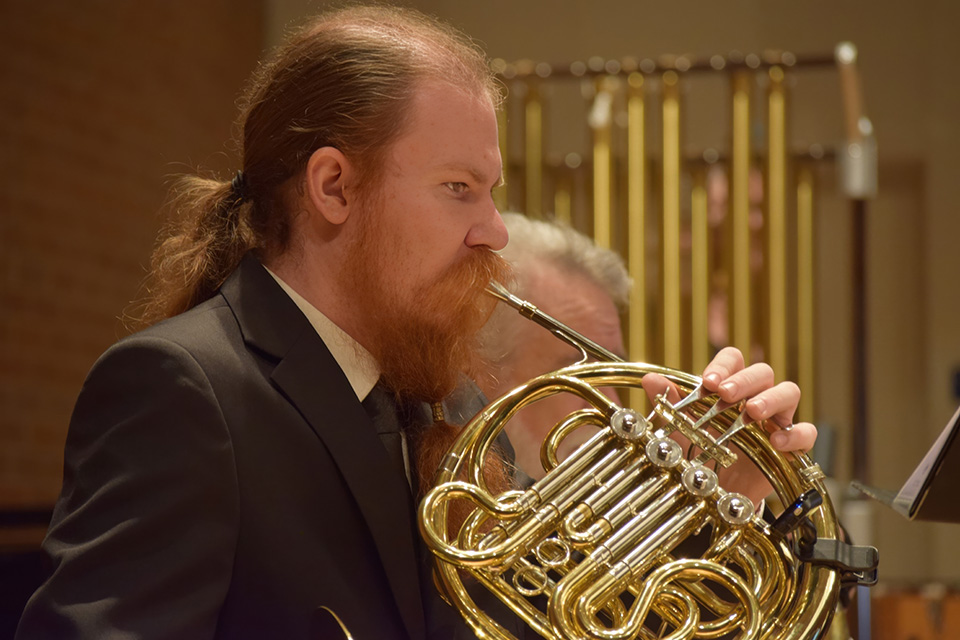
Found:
[438,162,503,188]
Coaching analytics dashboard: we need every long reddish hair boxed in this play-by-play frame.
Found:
[131,6,500,327]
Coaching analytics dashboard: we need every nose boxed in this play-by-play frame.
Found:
[465,202,509,251]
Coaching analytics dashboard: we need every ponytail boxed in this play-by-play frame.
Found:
[127,5,499,330]
[129,173,256,329]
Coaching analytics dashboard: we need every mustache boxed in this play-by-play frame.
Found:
[423,248,512,307]
[382,248,511,402]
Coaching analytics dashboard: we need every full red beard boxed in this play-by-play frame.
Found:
[346,197,518,510]
[346,199,512,405]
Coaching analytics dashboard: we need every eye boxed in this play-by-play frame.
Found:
[444,182,469,194]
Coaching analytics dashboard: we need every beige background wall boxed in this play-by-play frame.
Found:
[2,0,958,588]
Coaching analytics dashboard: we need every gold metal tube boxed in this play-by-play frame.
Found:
[662,71,682,369]
[766,66,788,380]
[797,166,815,422]
[729,70,752,362]
[626,72,647,408]
[554,180,572,226]
[525,80,543,218]
[691,167,709,374]
[496,96,509,213]
[592,76,616,249]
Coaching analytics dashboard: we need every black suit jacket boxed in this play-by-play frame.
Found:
[17,256,464,639]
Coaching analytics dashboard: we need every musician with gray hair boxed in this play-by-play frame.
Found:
[478,213,632,479]
[479,213,815,507]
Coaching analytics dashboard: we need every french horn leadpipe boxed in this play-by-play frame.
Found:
[418,282,877,640]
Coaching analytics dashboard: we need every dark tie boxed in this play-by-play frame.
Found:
[361,383,409,487]
[362,378,529,638]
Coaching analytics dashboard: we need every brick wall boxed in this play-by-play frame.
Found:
[0,2,263,510]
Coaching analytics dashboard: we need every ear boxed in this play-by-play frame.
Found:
[305,147,354,225]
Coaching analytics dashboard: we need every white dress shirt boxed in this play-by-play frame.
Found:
[264,266,380,403]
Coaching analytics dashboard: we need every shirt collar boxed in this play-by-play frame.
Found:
[263,265,380,402]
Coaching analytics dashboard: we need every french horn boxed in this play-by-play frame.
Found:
[418,283,878,639]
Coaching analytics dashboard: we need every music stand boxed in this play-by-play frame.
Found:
[853,404,960,524]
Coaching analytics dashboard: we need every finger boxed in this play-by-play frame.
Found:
[768,421,817,452]
[701,347,745,390]
[744,380,800,423]
[641,373,682,404]
[714,362,775,403]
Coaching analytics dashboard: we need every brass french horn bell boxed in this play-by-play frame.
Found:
[418,282,878,640]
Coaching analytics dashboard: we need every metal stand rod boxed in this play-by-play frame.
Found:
[852,198,868,485]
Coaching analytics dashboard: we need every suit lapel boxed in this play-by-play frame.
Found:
[220,256,426,640]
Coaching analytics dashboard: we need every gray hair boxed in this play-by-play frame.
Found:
[498,212,631,309]
[479,213,631,367]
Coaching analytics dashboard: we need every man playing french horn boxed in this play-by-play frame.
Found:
[18,6,818,640]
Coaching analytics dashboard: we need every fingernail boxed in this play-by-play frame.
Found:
[752,399,767,417]
[770,432,788,449]
[719,381,736,397]
[704,373,721,387]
